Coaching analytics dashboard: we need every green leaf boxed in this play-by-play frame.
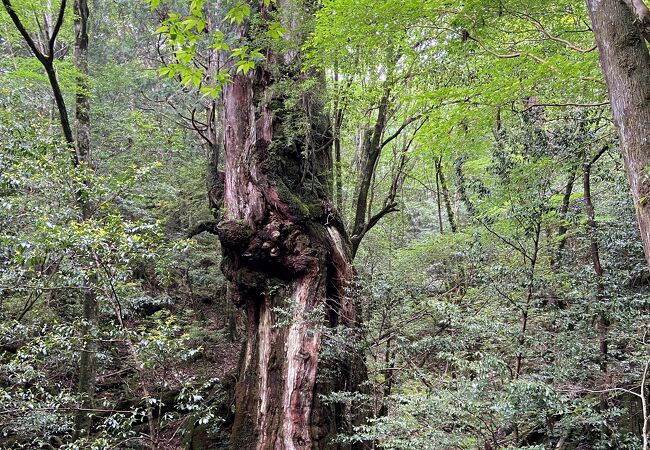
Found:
[197,19,206,33]
[225,1,251,25]
[267,21,288,40]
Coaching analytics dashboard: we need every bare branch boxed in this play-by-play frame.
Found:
[521,101,609,112]
[586,145,609,168]
[516,11,597,53]
[380,113,427,150]
[463,30,547,64]
[47,0,66,61]
[1,0,46,62]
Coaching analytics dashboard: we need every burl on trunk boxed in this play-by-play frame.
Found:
[216,2,366,449]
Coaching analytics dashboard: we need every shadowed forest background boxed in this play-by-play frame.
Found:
[3,0,650,448]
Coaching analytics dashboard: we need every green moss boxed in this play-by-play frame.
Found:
[306,201,324,219]
[275,179,310,218]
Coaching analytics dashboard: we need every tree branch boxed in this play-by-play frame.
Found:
[350,120,424,256]
[48,0,67,61]
[586,145,609,169]
[515,11,598,53]
[521,101,609,112]
[1,0,46,62]
[2,0,75,147]
[187,220,219,237]
[380,113,426,150]
[350,202,399,254]
[463,30,547,64]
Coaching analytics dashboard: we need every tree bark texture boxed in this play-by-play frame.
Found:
[454,155,477,219]
[72,0,97,435]
[583,148,609,376]
[218,2,366,449]
[436,155,457,232]
[587,0,650,270]
[552,170,577,270]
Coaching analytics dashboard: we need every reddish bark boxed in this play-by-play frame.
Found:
[217,3,366,448]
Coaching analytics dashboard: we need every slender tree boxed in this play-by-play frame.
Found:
[1,0,96,435]
[72,0,96,435]
[436,154,457,233]
[583,146,609,377]
[348,86,424,257]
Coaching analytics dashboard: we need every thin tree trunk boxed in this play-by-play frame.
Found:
[1,0,99,435]
[587,0,650,270]
[348,79,424,255]
[583,148,609,376]
[1,0,72,141]
[350,87,390,252]
[435,159,444,233]
[206,101,225,215]
[552,170,577,270]
[514,224,540,380]
[72,0,97,435]
[454,156,476,219]
[584,160,604,278]
[436,155,457,232]
[335,109,344,213]
[378,336,394,418]
[334,69,344,212]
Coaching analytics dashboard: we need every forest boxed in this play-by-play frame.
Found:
[3,0,650,448]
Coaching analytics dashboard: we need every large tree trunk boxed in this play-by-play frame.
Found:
[587,0,650,269]
[218,2,366,448]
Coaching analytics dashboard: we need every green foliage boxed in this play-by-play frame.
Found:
[144,0,283,96]
[3,0,650,448]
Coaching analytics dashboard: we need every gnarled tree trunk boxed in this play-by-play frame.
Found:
[217,2,366,448]
[587,0,650,270]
